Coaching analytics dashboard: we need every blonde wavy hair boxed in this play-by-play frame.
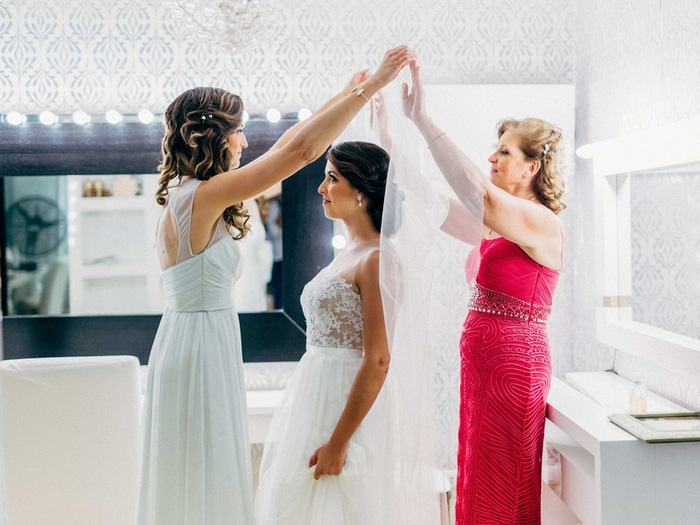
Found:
[497,118,568,214]
[156,87,250,239]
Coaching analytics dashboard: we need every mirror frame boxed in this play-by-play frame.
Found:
[0,120,333,363]
[587,116,700,377]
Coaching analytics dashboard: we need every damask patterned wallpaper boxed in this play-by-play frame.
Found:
[0,0,574,115]
[630,170,700,341]
[573,0,700,409]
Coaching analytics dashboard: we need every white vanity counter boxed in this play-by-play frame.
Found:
[243,361,297,444]
[546,372,700,525]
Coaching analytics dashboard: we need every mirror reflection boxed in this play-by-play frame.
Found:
[629,161,700,339]
[3,174,282,315]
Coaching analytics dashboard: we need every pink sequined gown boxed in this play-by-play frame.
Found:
[456,237,560,524]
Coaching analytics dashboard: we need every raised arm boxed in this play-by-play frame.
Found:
[195,46,416,220]
[402,62,560,263]
[372,87,479,244]
[309,250,390,479]
[248,70,370,165]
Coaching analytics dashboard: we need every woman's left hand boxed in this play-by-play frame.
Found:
[309,441,347,480]
[401,61,427,123]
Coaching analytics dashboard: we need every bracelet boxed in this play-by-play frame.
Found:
[350,86,370,102]
[427,132,447,149]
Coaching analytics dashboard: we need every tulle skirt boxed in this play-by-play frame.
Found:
[138,307,254,524]
[256,345,402,525]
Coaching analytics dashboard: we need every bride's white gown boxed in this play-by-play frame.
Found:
[139,178,254,524]
[256,240,413,524]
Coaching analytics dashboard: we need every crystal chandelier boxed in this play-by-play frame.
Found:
[162,0,277,56]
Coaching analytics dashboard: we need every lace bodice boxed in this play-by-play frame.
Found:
[300,241,379,350]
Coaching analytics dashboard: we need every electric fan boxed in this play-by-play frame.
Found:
[6,196,67,258]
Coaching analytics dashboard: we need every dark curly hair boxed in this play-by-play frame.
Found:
[156,87,250,239]
[326,142,390,233]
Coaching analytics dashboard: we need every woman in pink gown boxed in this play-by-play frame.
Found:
[401,62,567,524]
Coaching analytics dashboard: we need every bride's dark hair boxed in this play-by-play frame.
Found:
[326,141,390,233]
[156,87,250,239]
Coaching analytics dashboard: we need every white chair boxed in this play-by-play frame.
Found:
[0,355,142,524]
[38,260,69,315]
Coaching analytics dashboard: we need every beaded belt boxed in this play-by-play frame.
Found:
[467,282,551,324]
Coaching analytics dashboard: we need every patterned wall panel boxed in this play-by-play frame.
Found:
[1,0,574,115]
[629,169,700,341]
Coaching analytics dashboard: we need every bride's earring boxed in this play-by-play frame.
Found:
[357,194,363,207]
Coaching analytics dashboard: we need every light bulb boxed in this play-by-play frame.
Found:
[39,111,58,126]
[332,234,347,250]
[298,108,312,121]
[6,111,25,125]
[105,109,123,124]
[266,108,281,123]
[72,110,91,125]
[138,109,154,124]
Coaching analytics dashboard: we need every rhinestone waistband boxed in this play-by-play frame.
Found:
[467,282,551,324]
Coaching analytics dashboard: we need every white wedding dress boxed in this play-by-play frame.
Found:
[256,237,442,524]
[138,178,254,524]
[256,240,403,524]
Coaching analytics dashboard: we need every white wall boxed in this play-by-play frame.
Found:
[572,0,700,409]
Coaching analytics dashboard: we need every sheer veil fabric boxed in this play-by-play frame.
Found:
[256,74,486,524]
[355,74,485,521]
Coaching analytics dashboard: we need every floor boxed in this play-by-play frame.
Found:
[442,481,581,525]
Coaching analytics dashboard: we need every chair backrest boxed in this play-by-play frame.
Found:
[38,260,69,315]
[0,355,142,524]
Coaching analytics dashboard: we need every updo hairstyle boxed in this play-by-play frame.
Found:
[497,117,568,214]
[326,141,390,233]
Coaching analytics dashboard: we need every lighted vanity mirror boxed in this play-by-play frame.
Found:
[629,161,700,340]
[0,121,332,362]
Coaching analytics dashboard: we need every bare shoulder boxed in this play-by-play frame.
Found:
[354,248,381,291]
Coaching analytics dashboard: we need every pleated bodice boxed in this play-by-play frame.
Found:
[161,239,241,312]
[475,237,560,306]
[158,177,241,313]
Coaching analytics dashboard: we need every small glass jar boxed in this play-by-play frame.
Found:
[629,374,648,413]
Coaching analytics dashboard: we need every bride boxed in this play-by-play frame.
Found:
[255,140,441,524]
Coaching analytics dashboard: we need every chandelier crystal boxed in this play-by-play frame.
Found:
[162,0,277,56]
